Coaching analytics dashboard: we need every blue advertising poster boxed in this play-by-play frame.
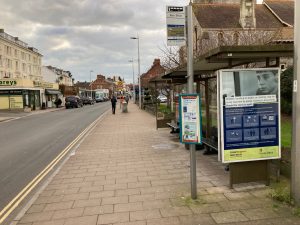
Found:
[179,94,202,144]
[219,68,281,163]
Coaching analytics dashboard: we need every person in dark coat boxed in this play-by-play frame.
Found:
[54,98,62,108]
[111,95,117,114]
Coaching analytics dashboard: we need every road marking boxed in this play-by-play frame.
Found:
[0,113,106,224]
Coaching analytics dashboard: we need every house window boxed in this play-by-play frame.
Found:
[218,32,225,46]
[233,32,239,45]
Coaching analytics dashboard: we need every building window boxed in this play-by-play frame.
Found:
[233,32,239,45]
[218,32,225,46]
[22,63,26,72]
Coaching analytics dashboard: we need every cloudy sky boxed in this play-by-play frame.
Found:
[0,0,189,83]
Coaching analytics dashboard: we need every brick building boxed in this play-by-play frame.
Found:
[140,59,165,88]
[91,75,111,90]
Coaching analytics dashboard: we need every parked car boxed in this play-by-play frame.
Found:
[95,96,104,103]
[82,97,95,105]
[157,95,167,103]
[65,96,83,109]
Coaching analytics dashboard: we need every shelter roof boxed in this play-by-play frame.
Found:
[162,44,293,82]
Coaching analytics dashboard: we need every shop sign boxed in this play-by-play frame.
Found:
[0,90,22,95]
[0,80,17,86]
[33,81,56,89]
[219,68,280,163]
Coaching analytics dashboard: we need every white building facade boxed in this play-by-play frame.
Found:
[0,29,59,110]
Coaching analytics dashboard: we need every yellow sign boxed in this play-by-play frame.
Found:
[0,96,9,109]
[0,79,58,89]
[224,146,280,162]
[9,96,23,109]
[0,80,17,86]
[33,81,58,89]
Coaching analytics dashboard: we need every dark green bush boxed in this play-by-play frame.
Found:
[281,67,293,115]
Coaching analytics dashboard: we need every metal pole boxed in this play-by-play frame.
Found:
[137,34,142,109]
[90,70,93,98]
[291,0,300,205]
[187,1,197,199]
[130,59,136,103]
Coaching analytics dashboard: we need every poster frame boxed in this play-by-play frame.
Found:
[219,68,281,163]
[179,94,202,144]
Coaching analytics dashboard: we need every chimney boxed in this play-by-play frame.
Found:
[0,29,4,33]
[153,59,160,65]
[239,0,256,29]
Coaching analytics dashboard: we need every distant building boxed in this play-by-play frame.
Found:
[45,66,73,86]
[75,74,114,98]
[140,59,165,88]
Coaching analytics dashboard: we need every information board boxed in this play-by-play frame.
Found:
[219,68,281,163]
[166,6,185,46]
[179,94,202,144]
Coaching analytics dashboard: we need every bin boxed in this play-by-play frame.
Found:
[122,102,128,113]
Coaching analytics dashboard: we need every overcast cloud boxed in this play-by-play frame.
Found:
[0,0,189,83]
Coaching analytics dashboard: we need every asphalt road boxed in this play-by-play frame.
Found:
[0,102,110,213]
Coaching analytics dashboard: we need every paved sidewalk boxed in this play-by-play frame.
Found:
[12,102,299,225]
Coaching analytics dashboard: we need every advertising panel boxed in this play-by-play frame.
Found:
[9,96,23,109]
[179,94,202,144]
[166,6,185,46]
[219,68,280,163]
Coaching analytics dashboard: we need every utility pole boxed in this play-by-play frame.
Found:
[129,59,136,103]
[130,35,141,108]
[187,0,197,199]
[90,70,93,98]
[291,0,300,205]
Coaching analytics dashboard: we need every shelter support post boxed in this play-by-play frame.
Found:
[291,0,300,206]
[205,80,210,138]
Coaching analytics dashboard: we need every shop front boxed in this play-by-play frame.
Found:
[0,79,42,111]
[33,81,61,109]
[45,89,62,108]
[0,79,60,111]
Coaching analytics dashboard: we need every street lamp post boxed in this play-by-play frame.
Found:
[128,59,136,103]
[130,35,141,109]
[90,70,93,98]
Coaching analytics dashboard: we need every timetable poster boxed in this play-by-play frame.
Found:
[179,94,202,144]
[219,68,281,163]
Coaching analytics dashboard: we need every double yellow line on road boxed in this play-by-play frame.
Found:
[0,114,104,224]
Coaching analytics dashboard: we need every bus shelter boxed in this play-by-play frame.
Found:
[161,44,293,187]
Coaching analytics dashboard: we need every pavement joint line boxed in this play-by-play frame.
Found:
[0,110,108,224]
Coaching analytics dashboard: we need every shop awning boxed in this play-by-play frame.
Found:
[45,89,61,95]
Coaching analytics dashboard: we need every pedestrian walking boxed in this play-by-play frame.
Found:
[125,95,129,103]
[111,95,117,114]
